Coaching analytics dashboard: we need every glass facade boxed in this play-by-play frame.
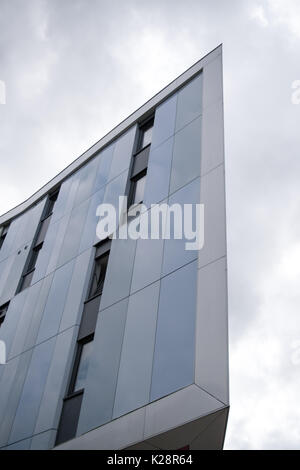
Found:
[0,49,228,450]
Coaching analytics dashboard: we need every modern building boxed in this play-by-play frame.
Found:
[0,45,228,450]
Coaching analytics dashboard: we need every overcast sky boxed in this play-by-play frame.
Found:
[1,0,300,450]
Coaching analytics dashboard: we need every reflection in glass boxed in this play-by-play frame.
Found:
[133,174,146,205]
[74,341,93,393]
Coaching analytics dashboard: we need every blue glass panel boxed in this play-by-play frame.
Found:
[51,174,81,225]
[143,137,173,208]
[50,177,73,225]
[150,260,197,401]
[59,248,93,332]
[23,274,54,352]
[0,219,20,263]
[30,430,56,450]
[5,437,31,450]
[0,350,32,447]
[73,158,98,208]
[0,289,28,360]
[108,126,136,181]
[36,259,75,344]
[77,298,128,434]
[0,244,29,305]
[34,327,78,434]
[0,255,15,300]
[9,281,41,360]
[151,94,177,149]
[130,207,164,293]
[93,144,114,192]
[102,168,128,212]
[100,236,137,310]
[79,188,105,254]
[113,282,160,418]
[58,199,89,267]
[18,199,46,247]
[45,213,71,276]
[170,116,202,194]
[8,338,56,444]
[175,73,203,132]
[162,177,200,276]
[31,220,59,284]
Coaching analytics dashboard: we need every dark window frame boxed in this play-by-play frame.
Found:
[86,240,111,301]
[0,302,9,328]
[17,188,60,294]
[67,333,94,397]
[128,169,147,208]
[137,117,154,152]
[0,224,9,250]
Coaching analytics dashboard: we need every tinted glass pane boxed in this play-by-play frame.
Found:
[8,338,56,444]
[79,188,105,254]
[59,249,93,332]
[113,282,160,419]
[175,73,203,132]
[108,126,136,181]
[170,116,202,194]
[100,237,136,310]
[93,145,114,192]
[0,290,28,360]
[133,175,146,205]
[0,350,32,448]
[150,261,197,401]
[58,199,89,267]
[36,259,75,343]
[162,177,200,276]
[77,298,128,434]
[74,341,93,392]
[35,327,78,435]
[35,216,51,246]
[143,137,173,207]
[56,393,83,446]
[74,158,98,208]
[141,126,153,148]
[19,269,34,292]
[89,252,109,298]
[130,206,164,293]
[151,94,177,149]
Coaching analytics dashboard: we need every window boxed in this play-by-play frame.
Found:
[131,172,147,206]
[0,224,9,250]
[17,189,60,294]
[88,251,109,299]
[56,240,111,446]
[71,338,94,393]
[44,190,59,219]
[0,302,9,328]
[138,119,154,151]
[128,117,154,209]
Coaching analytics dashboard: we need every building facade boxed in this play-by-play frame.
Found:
[0,45,228,450]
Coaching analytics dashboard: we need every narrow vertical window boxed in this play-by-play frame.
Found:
[17,189,59,293]
[0,302,9,328]
[56,240,111,446]
[0,224,9,250]
[128,117,154,210]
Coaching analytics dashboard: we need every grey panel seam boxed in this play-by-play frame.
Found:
[4,324,80,364]
[1,428,57,449]
[5,348,34,448]
[198,254,226,271]
[189,407,228,447]
[100,257,198,315]
[194,383,228,408]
